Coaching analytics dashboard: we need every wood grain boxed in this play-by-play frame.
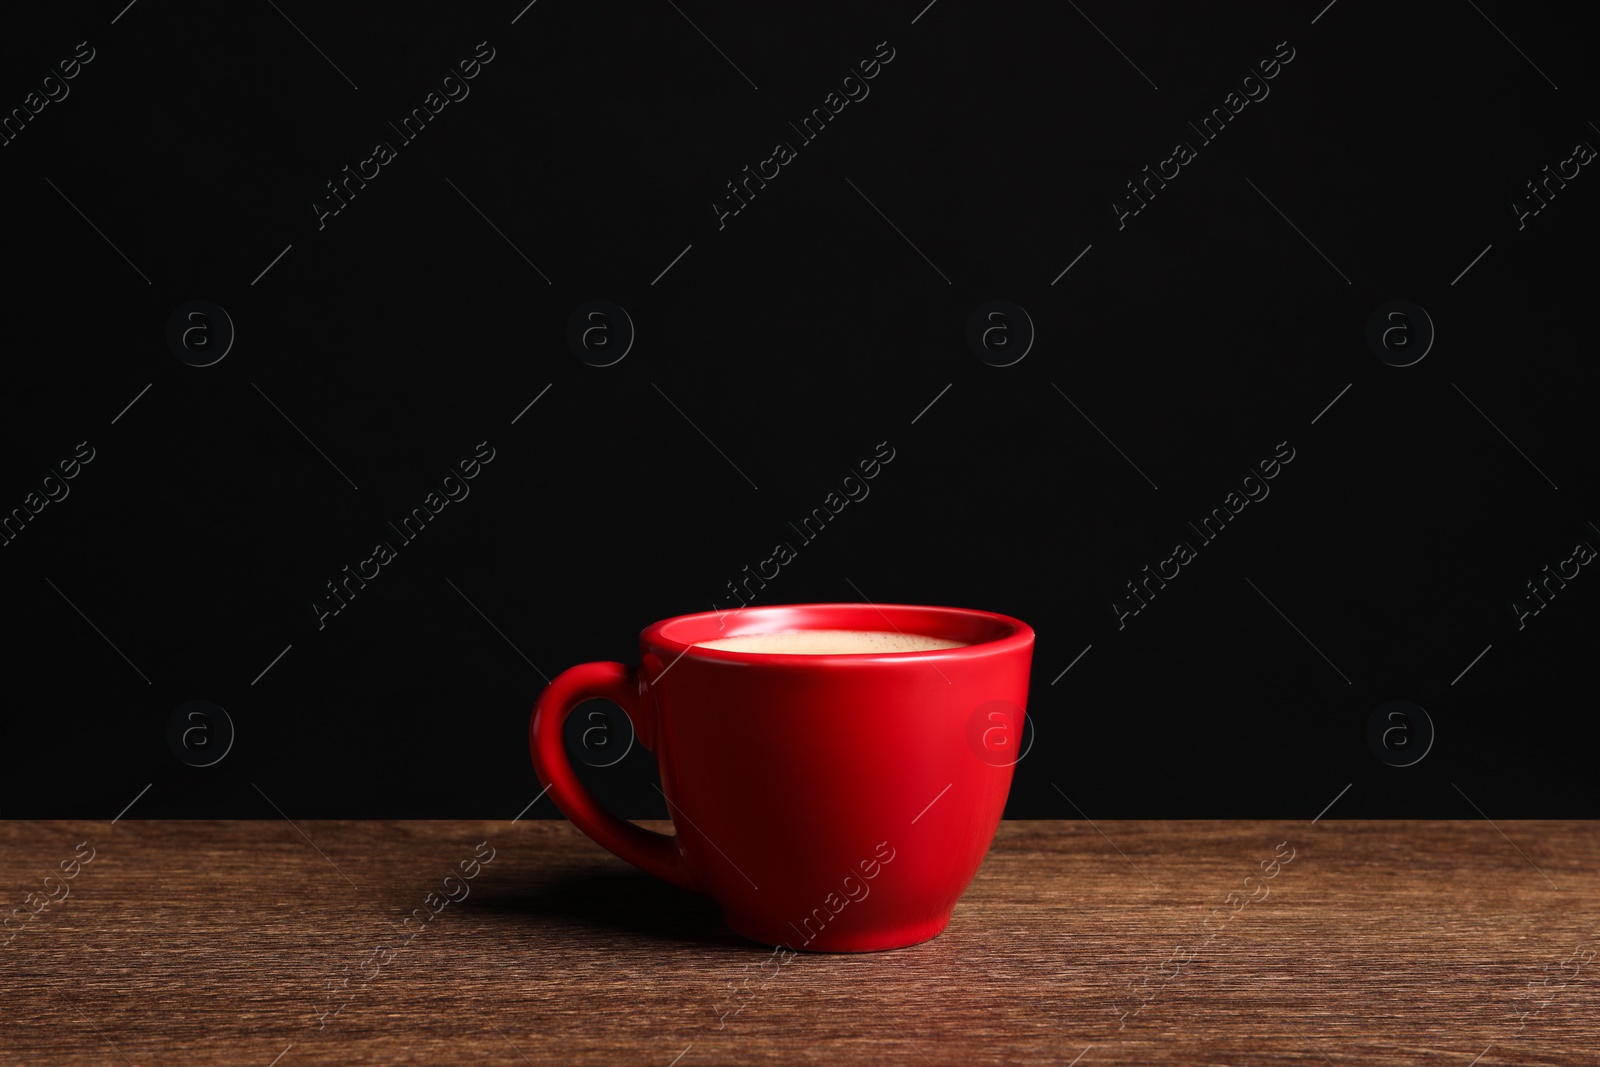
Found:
[1,820,1594,1065]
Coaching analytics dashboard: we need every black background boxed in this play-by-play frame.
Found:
[1,1,1594,822]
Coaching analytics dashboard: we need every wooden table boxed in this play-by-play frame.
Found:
[2,820,1594,1065]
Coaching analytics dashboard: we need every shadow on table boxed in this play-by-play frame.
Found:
[460,864,748,949]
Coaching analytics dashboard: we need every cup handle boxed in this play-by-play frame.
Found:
[530,661,697,891]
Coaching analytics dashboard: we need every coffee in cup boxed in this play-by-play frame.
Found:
[529,602,1033,951]
[693,629,967,654]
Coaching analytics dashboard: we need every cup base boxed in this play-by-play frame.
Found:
[723,911,952,953]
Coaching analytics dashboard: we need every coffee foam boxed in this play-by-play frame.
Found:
[693,629,967,655]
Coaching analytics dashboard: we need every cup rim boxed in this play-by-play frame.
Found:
[641,602,1034,667]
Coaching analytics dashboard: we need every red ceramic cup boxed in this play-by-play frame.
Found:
[529,603,1034,951]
